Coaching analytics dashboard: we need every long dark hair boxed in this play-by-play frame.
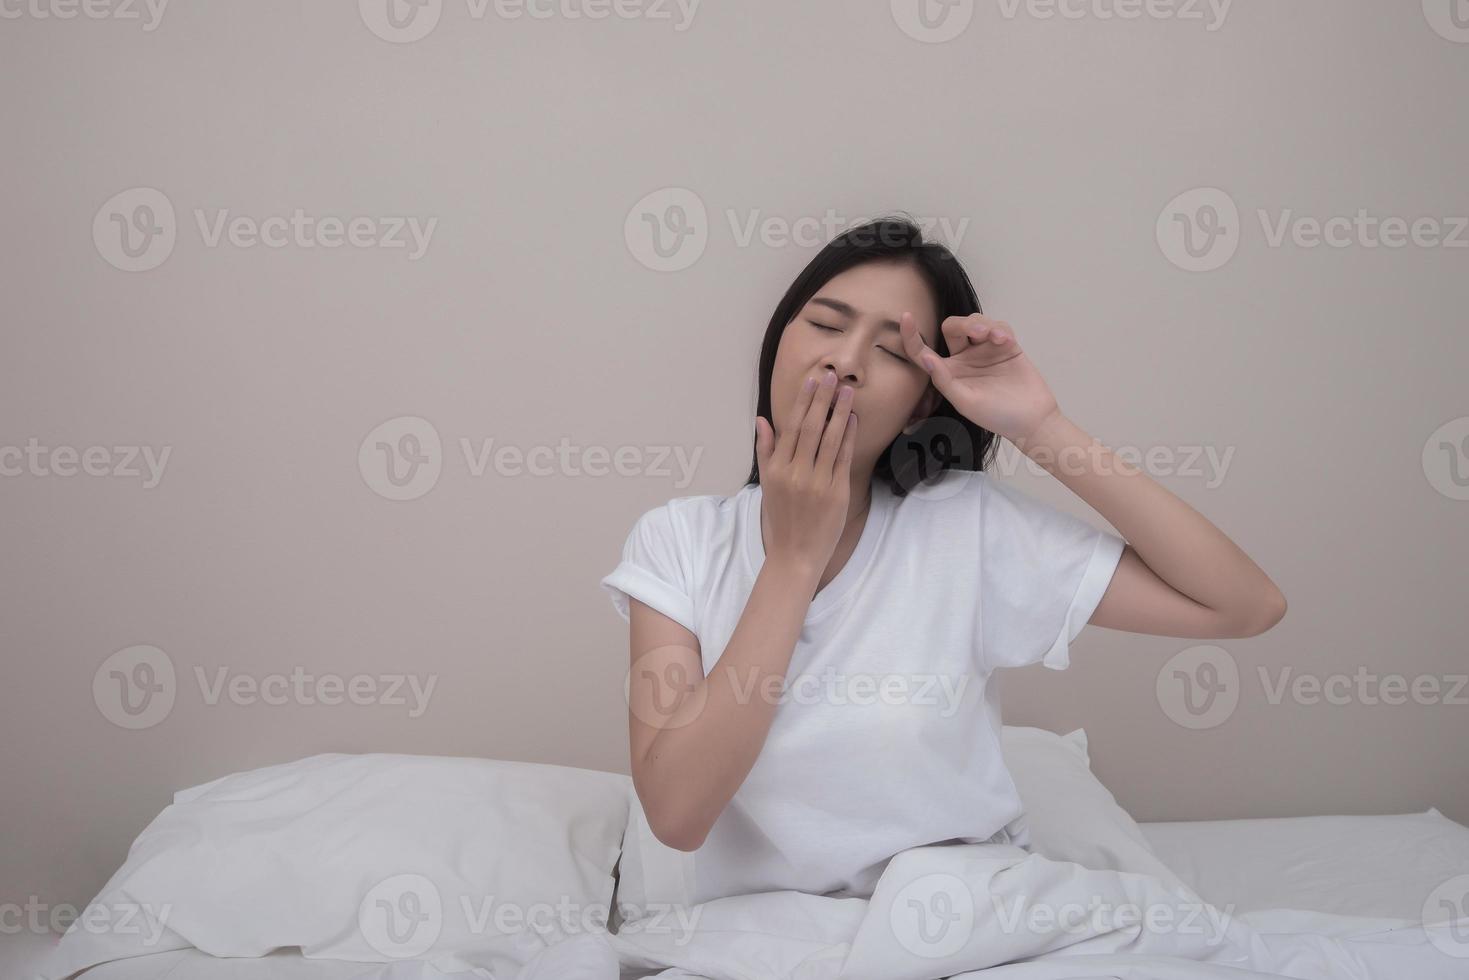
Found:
[743,214,999,498]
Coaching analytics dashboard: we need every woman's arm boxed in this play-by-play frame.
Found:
[631,373,860,851]
[1017,410,1287,639]
[901,310,1286,641]
[628,555,821,852]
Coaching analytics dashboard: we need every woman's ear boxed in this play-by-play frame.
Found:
[917,386,941,421]
[903,387,942,434]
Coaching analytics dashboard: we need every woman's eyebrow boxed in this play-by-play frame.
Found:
[809,296,903,334]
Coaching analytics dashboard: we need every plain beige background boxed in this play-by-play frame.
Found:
[2,0,1466,914]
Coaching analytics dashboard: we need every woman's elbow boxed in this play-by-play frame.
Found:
[646,805,707,852]
[633,775,707,852]
[1238,588,1287,637]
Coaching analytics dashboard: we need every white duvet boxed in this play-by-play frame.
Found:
[35,748,1466,980]
[288,840,1462,980]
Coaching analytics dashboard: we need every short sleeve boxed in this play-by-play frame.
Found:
[600,503,697,635]
[978,475,1125,672]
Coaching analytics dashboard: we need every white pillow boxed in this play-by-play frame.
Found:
[612,726,1194,923]
[44,753,632,980]
[999,726,1192,896]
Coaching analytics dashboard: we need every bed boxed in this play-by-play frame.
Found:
[11,730,1467,980]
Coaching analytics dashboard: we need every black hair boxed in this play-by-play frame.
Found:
[743,213,999,498]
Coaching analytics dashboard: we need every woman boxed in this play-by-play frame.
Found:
[600,215,1286,909]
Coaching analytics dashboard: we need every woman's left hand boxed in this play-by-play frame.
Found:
[900,312,1062,447]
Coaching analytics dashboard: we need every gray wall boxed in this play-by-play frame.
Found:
[3,0,1466,914]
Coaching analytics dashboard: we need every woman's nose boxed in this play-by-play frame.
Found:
[822,358,860,384]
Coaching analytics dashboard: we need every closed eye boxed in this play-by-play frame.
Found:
[809,321,908,362]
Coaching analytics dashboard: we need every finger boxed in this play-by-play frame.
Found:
[779,374,821,462]
[940,314,977,355]
[835,411,857,475]
[900,312,943,369]
[814,383,854,479]
[795,371,840,464]
[970,316,1014,347]
[917,344,958,397]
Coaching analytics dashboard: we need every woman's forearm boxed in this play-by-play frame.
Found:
[637,556,820,851]
[1014,410,1286,631]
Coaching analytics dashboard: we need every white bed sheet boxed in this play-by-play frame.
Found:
[9,938,661,980]
[17,809,1468,980]
[1138,807,1469,922]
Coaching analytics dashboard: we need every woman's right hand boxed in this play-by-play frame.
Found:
[754,370,858,574]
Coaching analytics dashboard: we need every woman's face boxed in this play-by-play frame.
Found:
[770,260,942,474]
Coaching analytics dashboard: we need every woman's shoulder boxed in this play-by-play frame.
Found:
[655,482,751,517]
[631,483,752,543]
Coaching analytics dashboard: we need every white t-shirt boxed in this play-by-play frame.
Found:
[600,467,1125,906]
